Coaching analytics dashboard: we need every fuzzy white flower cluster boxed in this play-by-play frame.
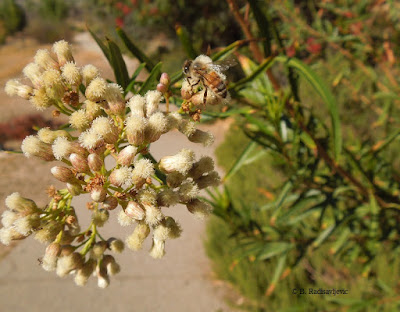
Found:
[2,41,221,288]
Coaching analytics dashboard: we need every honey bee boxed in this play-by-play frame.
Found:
[183,55,235,105]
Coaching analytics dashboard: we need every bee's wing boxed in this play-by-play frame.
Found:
[212,58,237,72]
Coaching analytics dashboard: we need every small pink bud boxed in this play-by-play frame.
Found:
[88,153,103,172]
[160,73,170,86]
[156,83,167,93]
[69,153,89,173]
[51,166,76,183]
[125,201,145,220]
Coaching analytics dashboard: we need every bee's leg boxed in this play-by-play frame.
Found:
[203,87,208,106]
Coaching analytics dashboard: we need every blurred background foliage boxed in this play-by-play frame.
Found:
[2,0,400,311]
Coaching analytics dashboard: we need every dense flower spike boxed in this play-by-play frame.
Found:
[2,41,222,289]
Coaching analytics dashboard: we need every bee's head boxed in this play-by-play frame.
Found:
[183,60,192,75]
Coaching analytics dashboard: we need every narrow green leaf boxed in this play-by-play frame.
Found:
[224,141,258,181]
[247,0,272,56]
[211,39,252,61]
[330,227,351,255]
[257,242,293,260]
[270,180,294,223]
[230,56,275,90]
[244,114,281,146]
[276,56,342,160]
[107,38,130,89]
[138,62,162,95]
[175,24,197,59]
[88,28,111,63]
[312,224,335,248]
[116,28,155,72]
[270,253,287,285]
[125,62,147,94]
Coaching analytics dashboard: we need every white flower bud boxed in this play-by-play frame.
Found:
[70,153,89,173]
[5,192,37,213]
[21,135,55,161]
[126,222,150,251]
[42,69,65,99]
[145,90,162,116]
[1,210,19,228]
[96,264,110,288]
[125,201,145,220]
[117,145,137,166]
[157,188,179,207]
[128,95,145,117]
[186,199,213,219]
[104,83,125,115]
[52,40,74,66]
[61,62,82,85]
[125,115,147,146]
[52,137,85,160]
[90,241,108,260]
[145,112,167,142]
[178,181,199,203]
[166,172,186,188]
[69,109,90,131]
[188,129,215,147]
[188,156,214,180]
[166,111,182,131]
[178,119,197,137]
[78,129,104,150]
[143,203,163,226]
[5,79,33,99]
[84,100,102,121]
[74,259,96,286]
[34,49,58,70]
[92,209,109,227]
[85,77,107,101]
[159,149,195,174]
[56,252,83,277]
[67,183,82,196]
[137,188,157,205]
[51,166,76,183]
[29,87,53,110]
[91,116,119,144]
[90,187,107,203]
[14,213,40,236]
[149,238,165,259]
[103,255,120,276]
[82,64,100,86]
[131,158,154,187]
[34,221,62,244]
[38,128,70,144]
[23,63,43,87]
[88,153,103,172]
[107,238,124,253]
[109,166,132,188]
[117,209,134,227]
[0,227,24,245]
[195,171,220,189]
[42,242,61,271]
[103,196,118,210]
